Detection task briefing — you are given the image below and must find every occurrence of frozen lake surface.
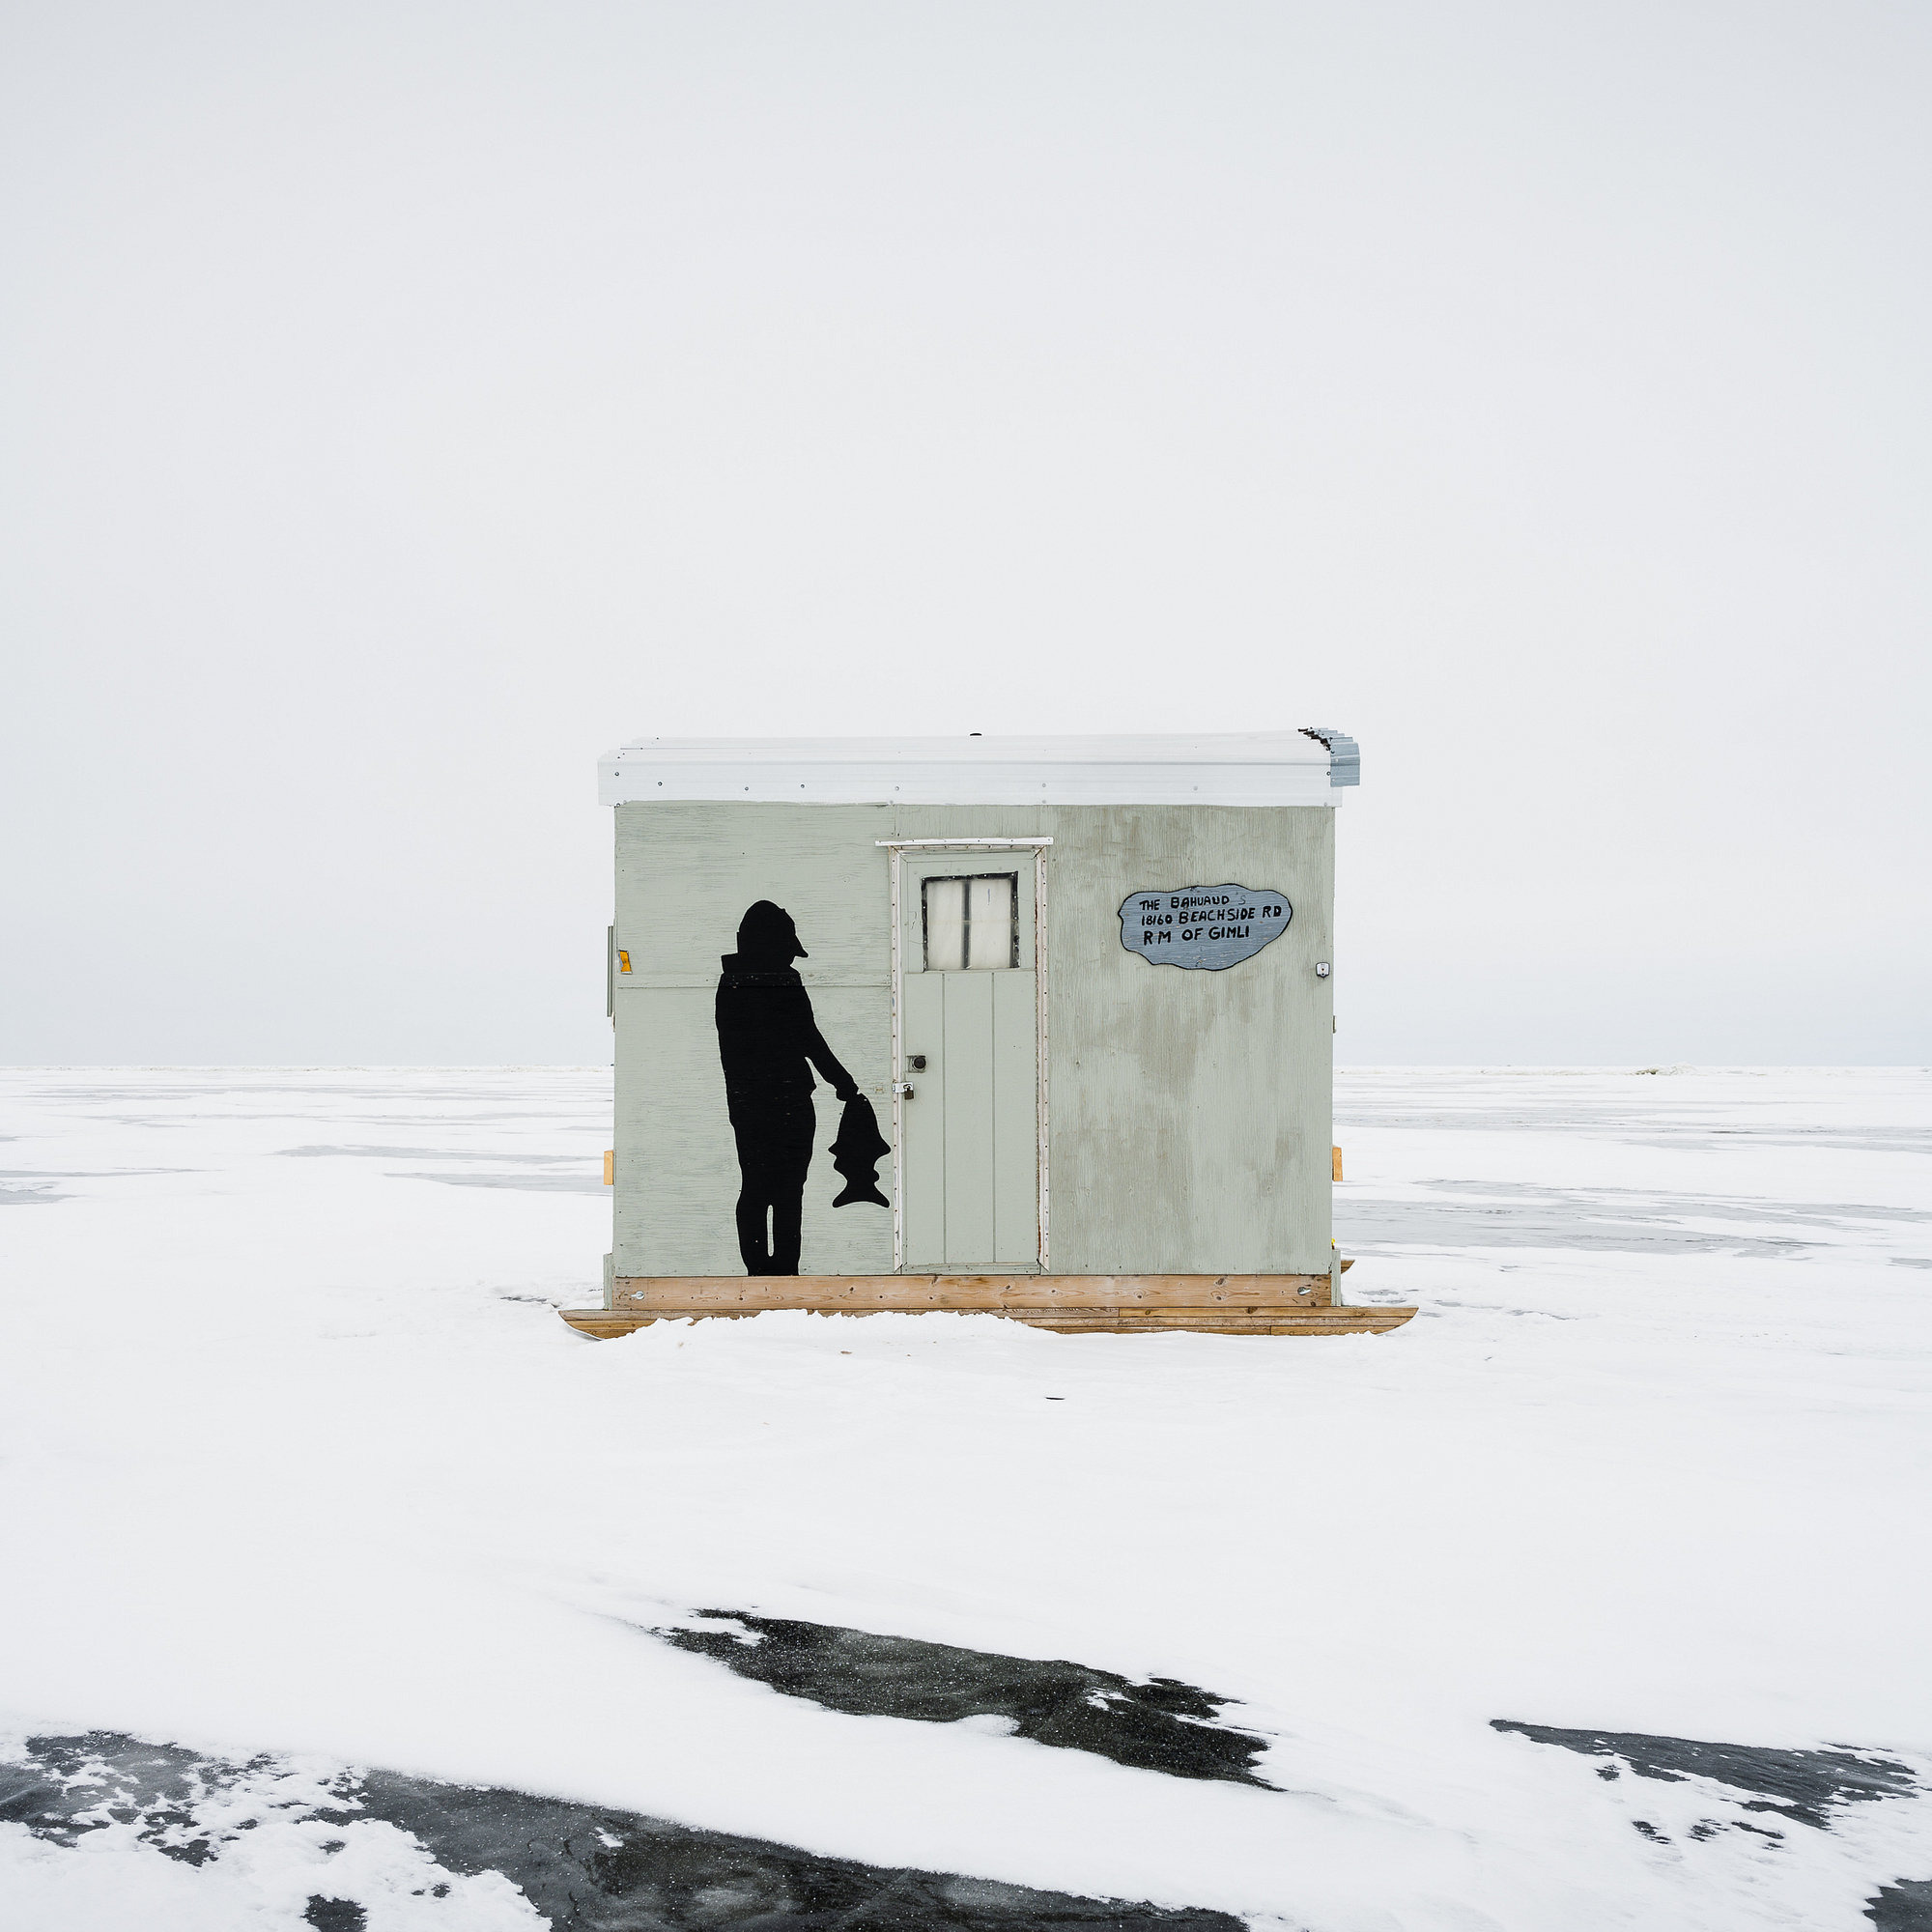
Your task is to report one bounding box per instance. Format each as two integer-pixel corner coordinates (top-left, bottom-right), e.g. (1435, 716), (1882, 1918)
(1, 1065), (1927, 1929)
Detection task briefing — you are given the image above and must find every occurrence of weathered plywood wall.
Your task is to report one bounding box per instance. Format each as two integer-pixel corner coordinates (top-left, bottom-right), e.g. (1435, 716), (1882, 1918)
(611, 798), (1334, 1280)
(612, 803), (895, 1278)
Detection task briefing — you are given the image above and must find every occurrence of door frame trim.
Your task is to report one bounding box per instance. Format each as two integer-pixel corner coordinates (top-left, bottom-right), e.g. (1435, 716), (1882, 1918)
(878, 838), (1052, 1272)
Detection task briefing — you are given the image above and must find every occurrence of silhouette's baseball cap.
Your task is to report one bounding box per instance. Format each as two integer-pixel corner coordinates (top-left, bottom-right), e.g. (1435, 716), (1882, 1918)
(736, 900), (807, 959)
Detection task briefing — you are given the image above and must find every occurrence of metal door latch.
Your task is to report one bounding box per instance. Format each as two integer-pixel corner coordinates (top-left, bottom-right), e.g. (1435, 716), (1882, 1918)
(895, 1082), (916, 1098)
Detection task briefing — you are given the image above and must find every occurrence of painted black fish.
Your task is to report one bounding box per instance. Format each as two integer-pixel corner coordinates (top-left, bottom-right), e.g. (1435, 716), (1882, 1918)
(828, 1094), (891, 1208)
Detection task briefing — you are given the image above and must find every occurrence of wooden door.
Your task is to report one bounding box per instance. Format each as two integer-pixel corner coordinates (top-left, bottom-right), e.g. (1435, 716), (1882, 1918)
(899, 857), (1039, 1268)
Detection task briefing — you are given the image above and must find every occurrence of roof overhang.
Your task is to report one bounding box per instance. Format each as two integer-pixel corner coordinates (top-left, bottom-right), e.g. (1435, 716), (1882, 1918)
(598, 731), (1357, 808)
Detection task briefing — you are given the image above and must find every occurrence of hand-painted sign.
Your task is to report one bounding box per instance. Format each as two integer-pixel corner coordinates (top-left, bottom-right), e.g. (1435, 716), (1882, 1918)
(1120, 885), (1292, 971)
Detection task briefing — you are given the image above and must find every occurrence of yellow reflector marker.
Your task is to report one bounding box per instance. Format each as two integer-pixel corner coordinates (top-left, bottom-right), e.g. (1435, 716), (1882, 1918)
(603, 1151), (614, 1185)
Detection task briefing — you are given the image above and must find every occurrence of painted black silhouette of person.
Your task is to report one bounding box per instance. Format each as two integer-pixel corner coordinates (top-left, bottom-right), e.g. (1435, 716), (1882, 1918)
(716, 901), (857, 1275)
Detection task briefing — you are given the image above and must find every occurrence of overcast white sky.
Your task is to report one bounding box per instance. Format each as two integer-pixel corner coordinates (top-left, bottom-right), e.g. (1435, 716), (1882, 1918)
(4, 1), (1926, 1064)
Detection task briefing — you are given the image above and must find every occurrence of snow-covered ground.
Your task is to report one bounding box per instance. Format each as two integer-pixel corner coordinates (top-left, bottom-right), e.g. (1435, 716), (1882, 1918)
(2, 1065), (1928, 1930)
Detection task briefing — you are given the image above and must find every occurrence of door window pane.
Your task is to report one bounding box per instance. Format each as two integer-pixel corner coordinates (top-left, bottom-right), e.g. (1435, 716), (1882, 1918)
(922, 873), (1018, 971)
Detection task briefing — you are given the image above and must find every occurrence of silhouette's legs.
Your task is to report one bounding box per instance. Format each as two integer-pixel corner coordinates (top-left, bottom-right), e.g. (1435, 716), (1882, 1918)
(728, 1102), (814, 1277)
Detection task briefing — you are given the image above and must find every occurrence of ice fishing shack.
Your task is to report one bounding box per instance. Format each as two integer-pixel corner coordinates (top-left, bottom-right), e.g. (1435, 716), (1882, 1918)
(560, 730), (1414, 1339)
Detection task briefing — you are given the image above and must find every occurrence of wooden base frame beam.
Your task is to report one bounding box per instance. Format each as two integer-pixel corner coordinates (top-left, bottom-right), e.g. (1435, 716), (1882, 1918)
(560, 1305), (1413, 1338)
(560, 1271), (1414, 1338)
(610, 1271), (1346, 1313)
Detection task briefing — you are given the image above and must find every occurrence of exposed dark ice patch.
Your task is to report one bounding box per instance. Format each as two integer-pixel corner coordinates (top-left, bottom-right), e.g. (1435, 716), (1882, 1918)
(274, 1143), (610, 1193)
(1330, 1088), (1932, 1160)
(278, 1145), (596, 1165)
(1492, 1719), (1918, 1830)
(0, 1166), (195, 1205)
(1335, 1179), (1930, 1258)
(304, 1899), (368, 1930)
(654, 1612), (1273, 1788)
(387, 1170), (611, 1195)
(0, 1167), (195, 1178)
(1334, 1198), (1807, 1257)
(356, 1763), (1246, 1929)
(7, 1732), (1246, 1930)
(1, 1734), (257, 1861)
(0, 1181), (69, 1206)
(1867, 1879), (1932, 1928)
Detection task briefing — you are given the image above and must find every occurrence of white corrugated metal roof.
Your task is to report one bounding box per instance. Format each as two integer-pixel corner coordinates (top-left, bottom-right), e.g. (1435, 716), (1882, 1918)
(598, 731), (1355, 808)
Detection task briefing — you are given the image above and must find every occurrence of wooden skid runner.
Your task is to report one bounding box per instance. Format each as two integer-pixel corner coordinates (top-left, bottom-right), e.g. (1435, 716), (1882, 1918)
(561, 1305), (1413, 1339)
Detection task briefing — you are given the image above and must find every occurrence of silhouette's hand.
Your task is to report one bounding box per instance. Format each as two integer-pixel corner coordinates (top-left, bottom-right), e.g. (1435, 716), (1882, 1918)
(835, 1083), (859, 1104)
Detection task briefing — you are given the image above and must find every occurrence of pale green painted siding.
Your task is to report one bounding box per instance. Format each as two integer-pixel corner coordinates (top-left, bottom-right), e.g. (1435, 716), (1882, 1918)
(612, 803), (895, 1280)
(1031, 803), (1334, 1275)
(611, 799), (1334, 1281)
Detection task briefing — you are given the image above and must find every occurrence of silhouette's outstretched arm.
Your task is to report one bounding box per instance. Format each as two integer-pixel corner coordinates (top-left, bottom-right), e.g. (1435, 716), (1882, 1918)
(803, 1017), (857, 1102)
